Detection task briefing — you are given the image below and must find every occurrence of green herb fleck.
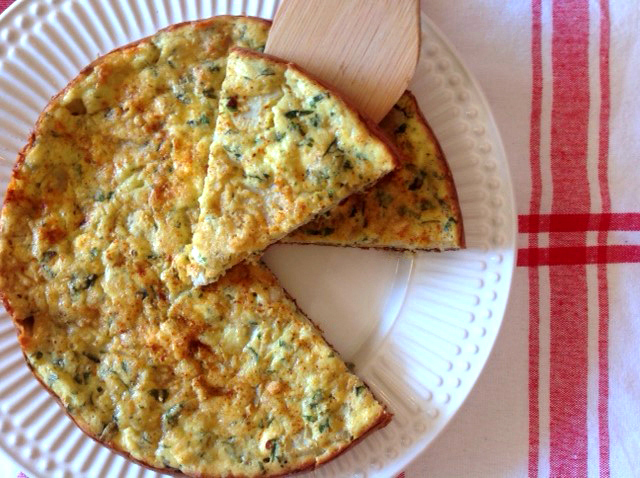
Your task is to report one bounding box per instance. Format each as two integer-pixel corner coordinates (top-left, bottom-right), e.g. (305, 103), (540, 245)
(74, 371), (91, 385)
(69, 273), (99, 294)
(267, 439), (277, 463)
(304, 414), (317, 422)
(408, 175), (424, 191)
(47, 372), (58, 385)
(163, 403), (183, 427)
(100, 421), (118, 440)
(247, 346), (259, 362)
(323, 138), (339, 157)
(444, 216), (458, 232)
(310, 93), (325, 107)
(318, 418), (330, 433)
(202, 88), (215, 98)
(312, 390), (323, 403)
(355, 385), (365, 396)
(299, 137), (315, 147)
(285, 110), (314, 118)
(420, 199), (434, 211)
(94, 190), (113, 201)
(175, 92), (190, 104)
(187, 114), (210, 126)
(375, 190), (394, 208)
(275, 131), (285, 141)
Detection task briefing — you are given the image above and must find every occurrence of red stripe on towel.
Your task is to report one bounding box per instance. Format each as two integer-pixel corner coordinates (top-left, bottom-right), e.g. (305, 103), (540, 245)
(518, 245), (640, 267)
(597, 0), (611, 475)
(519, 213), (640, 232)
(0, 1), (13, 14)
(527, 0), (543, 476)
(548, 1), (591, 476)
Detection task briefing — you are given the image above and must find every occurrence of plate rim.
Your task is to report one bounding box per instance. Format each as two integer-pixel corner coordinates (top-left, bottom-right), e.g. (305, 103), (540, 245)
(0, 1), (517, 476)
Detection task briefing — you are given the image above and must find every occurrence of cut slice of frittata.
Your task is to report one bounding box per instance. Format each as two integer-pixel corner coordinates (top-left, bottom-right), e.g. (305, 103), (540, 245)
(186, 48), (399, 286)
(161, 262), (391, 476)
(284, 91), (464, 250)
(12, 260), (390, 477)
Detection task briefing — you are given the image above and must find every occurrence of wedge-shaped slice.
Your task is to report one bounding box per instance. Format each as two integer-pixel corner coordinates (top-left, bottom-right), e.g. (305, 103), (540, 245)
(284, 91), (464, 250)
(13, 261), (390, 477)
(187, 48), (398, 285)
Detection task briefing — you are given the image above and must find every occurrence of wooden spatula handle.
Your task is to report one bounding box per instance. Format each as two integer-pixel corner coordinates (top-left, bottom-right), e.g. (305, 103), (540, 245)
(266, 0), (420, 123)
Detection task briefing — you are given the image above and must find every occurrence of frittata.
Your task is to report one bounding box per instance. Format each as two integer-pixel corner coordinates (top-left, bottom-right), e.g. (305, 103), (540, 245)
(0, 16), (391, 478)
(284, 91), (464, 250)
(186, 48), (398, 286)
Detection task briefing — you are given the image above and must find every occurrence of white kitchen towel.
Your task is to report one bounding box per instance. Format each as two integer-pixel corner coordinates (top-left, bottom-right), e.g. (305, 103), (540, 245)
(404, 1), (639, 477)
(1, 1), (638, 477)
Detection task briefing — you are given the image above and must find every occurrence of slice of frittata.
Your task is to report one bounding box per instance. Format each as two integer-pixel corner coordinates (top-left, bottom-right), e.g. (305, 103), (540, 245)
(284, 91), (464, 250)
(12, 260), (390, 477)
(186, 48), (398, 286)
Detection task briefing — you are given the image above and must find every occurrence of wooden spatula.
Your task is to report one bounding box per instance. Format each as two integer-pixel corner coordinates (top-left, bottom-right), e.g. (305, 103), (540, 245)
(265, 0), (420, 123)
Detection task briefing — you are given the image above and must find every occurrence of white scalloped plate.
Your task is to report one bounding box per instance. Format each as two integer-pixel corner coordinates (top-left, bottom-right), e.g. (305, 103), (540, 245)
(0, 1), (516, 477)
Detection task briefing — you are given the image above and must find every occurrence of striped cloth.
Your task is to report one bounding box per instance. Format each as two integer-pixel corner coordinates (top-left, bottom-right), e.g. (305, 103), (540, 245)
(403, 0), (638, 477)
(1, 1), (638, 477)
